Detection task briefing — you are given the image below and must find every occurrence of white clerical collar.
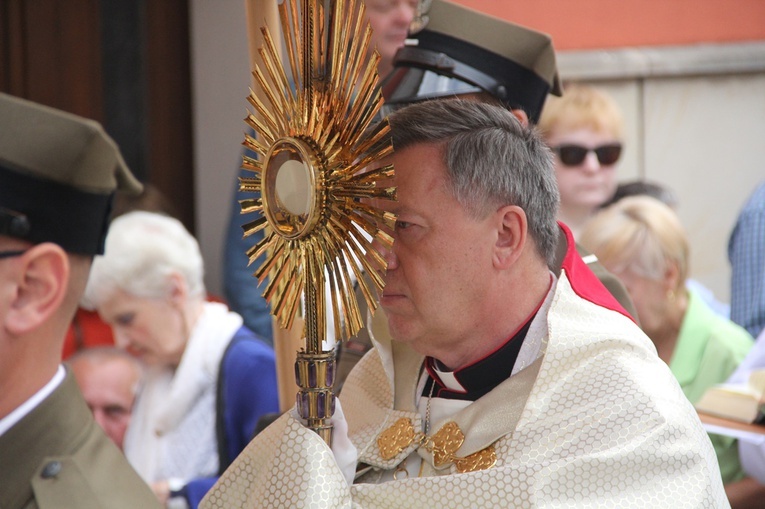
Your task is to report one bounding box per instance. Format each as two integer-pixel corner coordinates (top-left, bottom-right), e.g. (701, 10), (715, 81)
(431, 363), (467, 392)
(0, 365), (66, 437)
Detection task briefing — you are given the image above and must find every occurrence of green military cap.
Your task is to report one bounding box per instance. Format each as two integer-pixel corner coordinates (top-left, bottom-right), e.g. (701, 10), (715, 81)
(0, 93), (142, 255)
(382, 0), (562, 123)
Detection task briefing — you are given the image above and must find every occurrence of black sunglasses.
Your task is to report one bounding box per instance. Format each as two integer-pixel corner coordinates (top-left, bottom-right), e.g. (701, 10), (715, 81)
(553, 143), (623, 167)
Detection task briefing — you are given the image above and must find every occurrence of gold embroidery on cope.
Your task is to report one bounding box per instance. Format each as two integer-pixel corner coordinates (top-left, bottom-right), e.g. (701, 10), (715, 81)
(427, 421), (464, 466)
(377, 419), (497, 473)
(454, 447), (498, 473)
(377, 417), (417, 460)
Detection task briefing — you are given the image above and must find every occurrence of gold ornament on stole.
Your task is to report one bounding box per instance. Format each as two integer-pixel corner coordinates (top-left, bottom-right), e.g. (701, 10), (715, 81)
(378, 417), (417, 460)
(377, 418), (497, 473)
(240, 0), (396, 445)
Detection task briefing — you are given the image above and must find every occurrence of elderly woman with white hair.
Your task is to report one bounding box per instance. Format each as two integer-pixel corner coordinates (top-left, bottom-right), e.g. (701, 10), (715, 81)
(579, 195), (754, 498)
(84, 211), (279, 508)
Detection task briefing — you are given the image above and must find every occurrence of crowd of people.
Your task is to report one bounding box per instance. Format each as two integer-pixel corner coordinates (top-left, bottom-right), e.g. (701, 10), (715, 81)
(2, 0), (765, 508)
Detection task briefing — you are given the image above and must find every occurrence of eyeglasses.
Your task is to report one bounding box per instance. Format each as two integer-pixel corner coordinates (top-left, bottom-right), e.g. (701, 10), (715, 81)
(553, 143), (623, 167)
(0, 250), (26, 259)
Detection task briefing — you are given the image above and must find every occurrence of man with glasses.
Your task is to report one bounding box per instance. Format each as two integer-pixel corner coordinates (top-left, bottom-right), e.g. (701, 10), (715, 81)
(377, 0), (636, 322)
(0, 93), (161, 509)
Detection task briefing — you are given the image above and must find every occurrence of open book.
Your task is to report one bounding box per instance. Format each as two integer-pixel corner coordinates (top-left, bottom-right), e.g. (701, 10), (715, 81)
(695, 369), (765, 424)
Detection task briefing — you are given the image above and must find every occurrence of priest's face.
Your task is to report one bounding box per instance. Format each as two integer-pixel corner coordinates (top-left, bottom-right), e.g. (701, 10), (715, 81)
(379, 142), (496, 369)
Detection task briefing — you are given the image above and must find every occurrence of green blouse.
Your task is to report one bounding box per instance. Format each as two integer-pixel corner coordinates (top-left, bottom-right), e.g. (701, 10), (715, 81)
(669, 290), (754, 484)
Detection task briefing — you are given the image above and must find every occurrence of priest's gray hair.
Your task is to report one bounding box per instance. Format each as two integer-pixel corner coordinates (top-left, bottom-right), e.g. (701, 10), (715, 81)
(83, 210), (206, 306)
(389, 99), (560, 267)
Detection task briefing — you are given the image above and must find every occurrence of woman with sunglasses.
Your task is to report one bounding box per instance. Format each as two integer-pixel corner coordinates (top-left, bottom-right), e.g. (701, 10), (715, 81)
(538, 84), (624, 238)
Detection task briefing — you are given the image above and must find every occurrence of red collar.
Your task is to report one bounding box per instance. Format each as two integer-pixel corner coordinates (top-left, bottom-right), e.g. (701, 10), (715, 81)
(557, 221), (635, 323)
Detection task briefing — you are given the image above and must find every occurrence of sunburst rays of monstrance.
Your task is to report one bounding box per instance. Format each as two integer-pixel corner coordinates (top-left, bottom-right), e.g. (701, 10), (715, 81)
(239, 0), (395, 445)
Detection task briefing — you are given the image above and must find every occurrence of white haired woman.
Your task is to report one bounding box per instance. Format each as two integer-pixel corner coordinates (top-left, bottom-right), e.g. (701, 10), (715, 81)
(84, 211), (279, 508)
(579, 195), (754, 498)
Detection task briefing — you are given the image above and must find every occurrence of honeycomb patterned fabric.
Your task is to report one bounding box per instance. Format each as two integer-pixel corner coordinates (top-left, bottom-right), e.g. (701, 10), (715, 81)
(202, 272), (729, 508)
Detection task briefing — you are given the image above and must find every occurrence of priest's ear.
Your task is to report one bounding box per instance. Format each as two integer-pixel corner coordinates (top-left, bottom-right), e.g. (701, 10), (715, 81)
(4, 243), (70, 336)
(493, 205), (527, 269)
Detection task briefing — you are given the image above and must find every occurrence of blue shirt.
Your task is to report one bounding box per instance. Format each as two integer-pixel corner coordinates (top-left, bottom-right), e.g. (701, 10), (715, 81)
(729, 181), (765, 339)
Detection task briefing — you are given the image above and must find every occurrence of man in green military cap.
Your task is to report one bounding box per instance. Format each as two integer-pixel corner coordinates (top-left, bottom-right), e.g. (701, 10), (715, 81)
(381, 0), (561, 125)
(379, 0), (636, 319)
(0, 93), (161, 509)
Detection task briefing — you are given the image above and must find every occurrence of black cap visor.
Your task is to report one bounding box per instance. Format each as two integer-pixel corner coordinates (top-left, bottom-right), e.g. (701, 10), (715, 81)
(381, 31), (552, 122)
(0, 164), (112, 255)
(381, 65), (484, 116)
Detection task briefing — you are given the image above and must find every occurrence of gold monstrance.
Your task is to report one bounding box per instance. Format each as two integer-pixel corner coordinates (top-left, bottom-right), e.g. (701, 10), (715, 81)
(239, 0), (395, 445)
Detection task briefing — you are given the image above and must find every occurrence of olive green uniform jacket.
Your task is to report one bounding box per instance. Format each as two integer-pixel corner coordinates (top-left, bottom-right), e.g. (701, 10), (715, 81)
(0, 370), (162, 509)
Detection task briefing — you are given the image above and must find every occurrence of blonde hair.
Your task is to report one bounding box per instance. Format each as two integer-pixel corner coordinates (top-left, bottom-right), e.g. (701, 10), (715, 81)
(579, 196), (688, 289)
(538, 83), (624, 140)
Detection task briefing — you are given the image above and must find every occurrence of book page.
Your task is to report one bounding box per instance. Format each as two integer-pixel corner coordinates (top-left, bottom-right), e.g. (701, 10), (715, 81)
(749, 369), (765, 396)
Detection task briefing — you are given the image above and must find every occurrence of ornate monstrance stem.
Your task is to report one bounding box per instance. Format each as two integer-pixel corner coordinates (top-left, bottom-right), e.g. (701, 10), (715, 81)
(241, 0), (396, 446)
(296, 260), (334, 444)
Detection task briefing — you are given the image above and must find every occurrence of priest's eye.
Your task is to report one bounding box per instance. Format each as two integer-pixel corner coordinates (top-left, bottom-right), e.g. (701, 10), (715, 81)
(395, 220), (412, 231)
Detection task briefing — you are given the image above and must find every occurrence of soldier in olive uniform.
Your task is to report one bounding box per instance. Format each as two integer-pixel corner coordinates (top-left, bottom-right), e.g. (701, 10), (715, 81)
(0, 93), (162, 509)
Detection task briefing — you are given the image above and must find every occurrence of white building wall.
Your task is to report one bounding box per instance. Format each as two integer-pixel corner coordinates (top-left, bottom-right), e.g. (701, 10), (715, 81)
(643, 72), (765, 300)
(189, 0), (252, 297)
